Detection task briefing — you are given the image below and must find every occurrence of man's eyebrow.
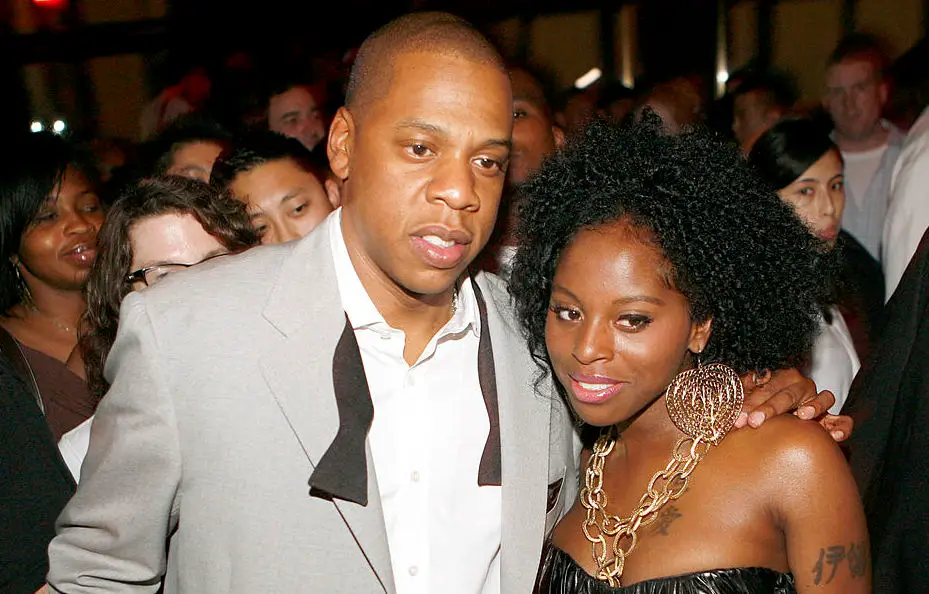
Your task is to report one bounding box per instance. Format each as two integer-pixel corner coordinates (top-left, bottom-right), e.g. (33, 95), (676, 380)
(395, 119), (445, 136)
(395, 119), (511, 149)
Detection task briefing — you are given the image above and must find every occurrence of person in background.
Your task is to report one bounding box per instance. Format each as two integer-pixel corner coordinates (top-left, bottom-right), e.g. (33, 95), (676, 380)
(596, 80), (636, 125)
(262, 73), (328, 152)
(750, 118), (880, 409)
(59, 176), (259, 482)
(478, 65), (564, 278)
(823, 34), (904, 262)
(141, 115), (233, 183)
(0, 132), (103, 440)
(514, 119), (868, 594)
(140, 64), (212, 140)
(0, 133), (103, 594)
(843, 225), (929, 594)
(637, 75), (705, 134)
(731, 69), (797, 153)
(881, 104), (929, 299)
(211, 131), (335, 244)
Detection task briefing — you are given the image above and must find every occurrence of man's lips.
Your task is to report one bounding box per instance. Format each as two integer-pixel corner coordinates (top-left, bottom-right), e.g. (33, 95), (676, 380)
(568, 374), (625, 405)
(409, 225), (473, 270)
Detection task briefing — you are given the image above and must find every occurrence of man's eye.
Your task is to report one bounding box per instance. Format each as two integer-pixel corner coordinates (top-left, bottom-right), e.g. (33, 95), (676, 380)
(409, 144), (431, 157)
(475, 157), (503, 172)
(513, 110), (527, 120)
(292, 203), (308, 215)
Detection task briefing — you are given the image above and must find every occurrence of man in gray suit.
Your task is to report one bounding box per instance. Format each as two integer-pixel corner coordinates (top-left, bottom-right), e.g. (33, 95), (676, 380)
(47, 12), (837, 594)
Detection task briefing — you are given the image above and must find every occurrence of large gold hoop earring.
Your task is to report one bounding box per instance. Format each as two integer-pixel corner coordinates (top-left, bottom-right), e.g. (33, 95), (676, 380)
(665, 359), (744, 445)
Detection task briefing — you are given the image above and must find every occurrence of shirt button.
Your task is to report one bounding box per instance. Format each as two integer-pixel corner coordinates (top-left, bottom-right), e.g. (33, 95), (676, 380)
(408, 566), (419, 576)
(411, 470), (420, 482)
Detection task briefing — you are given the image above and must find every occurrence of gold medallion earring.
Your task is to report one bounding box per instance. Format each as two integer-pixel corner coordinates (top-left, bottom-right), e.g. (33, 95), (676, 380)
(665, 353), (744, 446)
(579, 350), (745, 587)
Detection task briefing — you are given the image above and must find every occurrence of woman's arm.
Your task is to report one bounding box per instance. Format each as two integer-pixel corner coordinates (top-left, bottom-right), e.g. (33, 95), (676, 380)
(769, 417), (870, 593)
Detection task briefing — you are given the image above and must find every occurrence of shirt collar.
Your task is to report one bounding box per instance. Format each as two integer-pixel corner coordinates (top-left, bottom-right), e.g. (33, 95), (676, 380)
(329, 208), (481, 339)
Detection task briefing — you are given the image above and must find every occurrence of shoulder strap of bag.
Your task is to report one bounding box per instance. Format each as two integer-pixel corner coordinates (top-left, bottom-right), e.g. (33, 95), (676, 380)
(0, 325), (45, 416)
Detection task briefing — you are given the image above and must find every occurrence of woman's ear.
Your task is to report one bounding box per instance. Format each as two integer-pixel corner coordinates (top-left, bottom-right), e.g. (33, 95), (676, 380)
(688, 317), (713, 354)
(327, 107), (354, 182)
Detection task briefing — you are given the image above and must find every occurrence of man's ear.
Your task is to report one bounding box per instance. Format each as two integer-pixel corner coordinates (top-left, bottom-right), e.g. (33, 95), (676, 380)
(878, 80), (889, 107)
(327, 106), (354, 182)
(553, 124), (566, 149)
(689, 318), (713, 355)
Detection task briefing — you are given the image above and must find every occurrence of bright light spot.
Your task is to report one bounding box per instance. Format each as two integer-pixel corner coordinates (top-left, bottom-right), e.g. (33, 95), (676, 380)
(716, 70), (729, 84)
(30, 121), (44, 133)
(575, 68), (602, 90)
(52, 120), (66, 134)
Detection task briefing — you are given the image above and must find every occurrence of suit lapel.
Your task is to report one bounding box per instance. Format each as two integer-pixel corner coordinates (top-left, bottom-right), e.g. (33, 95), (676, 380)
(476, 275), (552, 592)
(259, 223), (395, 593)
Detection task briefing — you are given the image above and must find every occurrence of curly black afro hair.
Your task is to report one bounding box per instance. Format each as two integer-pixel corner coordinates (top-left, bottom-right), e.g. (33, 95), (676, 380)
(509, 117), (831, 386)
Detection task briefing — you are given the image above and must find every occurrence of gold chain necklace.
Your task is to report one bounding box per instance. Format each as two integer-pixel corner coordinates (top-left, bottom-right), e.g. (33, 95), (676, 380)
(24, 302), (77, 336)
(579, 362), (744, 587)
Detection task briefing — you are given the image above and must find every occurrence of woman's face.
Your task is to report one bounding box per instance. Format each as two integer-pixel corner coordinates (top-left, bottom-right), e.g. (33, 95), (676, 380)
(545, 220), (711, 428)
(128, 212), (227, 291)
(778, 149), (845, 247)
(16, 166), (104, 294)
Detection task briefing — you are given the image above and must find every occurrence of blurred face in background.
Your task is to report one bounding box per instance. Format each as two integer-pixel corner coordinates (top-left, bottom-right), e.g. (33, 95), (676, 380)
(508, 68), (563, 187)
(777, 149), (845, 248)
(732, 91), (782, 153)
(823, 58), (887, 142)
(268, 85), (327, 151)
(16, 167), (104, 293)
(166, 141), (225, 182)
(229, 158), (333, 245)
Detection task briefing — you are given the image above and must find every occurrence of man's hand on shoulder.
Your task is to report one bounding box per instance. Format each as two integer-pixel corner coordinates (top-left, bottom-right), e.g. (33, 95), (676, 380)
(736, 367), (852, 441)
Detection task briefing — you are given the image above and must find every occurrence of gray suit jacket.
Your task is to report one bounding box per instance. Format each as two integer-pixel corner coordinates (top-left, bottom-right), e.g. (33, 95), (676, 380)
(48, 223), (578, 593)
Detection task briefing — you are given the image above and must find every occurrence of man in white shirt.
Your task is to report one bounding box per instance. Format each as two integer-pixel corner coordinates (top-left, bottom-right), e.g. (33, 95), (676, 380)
(882, 106), (929, 299)
(46, 12), (841, 594)
(823, 35), (904, 262)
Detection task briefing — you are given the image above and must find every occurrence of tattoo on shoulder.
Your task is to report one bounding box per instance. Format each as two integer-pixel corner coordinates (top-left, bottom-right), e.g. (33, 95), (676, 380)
(812, 541), (868, 585)
(651, 505), (682, 536)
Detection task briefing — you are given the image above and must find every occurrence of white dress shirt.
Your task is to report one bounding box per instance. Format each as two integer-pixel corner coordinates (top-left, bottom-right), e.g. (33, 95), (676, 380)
(838, 121), (904, 262)
(328, 210), (502, 594)
(807, 307), (860, 415)
(884, 107), (929, 300)
(59, 416), (93, 483)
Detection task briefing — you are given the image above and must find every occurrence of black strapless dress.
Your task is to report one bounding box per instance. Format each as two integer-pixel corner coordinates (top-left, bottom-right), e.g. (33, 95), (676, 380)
(537, 546), (797, 594)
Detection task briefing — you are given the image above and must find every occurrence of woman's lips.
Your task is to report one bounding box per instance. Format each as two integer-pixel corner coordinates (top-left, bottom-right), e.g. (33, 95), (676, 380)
(568, 375), (625, 405)
(61, 244), (96, 268)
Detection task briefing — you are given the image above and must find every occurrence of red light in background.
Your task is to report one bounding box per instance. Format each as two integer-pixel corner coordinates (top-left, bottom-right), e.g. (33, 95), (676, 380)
(32, 0), (68, 8)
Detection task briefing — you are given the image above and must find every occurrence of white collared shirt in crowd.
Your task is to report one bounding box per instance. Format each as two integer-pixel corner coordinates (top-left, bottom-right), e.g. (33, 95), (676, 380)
(807, 306), (860, 415)
(328, 209), (502, 594)
(884, 107), (929, 300)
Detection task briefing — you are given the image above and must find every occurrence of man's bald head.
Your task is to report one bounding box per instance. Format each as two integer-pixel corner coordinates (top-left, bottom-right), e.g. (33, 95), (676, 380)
(345, 12), (506, 114)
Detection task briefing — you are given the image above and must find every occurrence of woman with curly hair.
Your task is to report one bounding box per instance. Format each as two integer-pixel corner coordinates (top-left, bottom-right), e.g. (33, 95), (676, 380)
(511, 120), (868, 593)
(58, 176), (259, 481)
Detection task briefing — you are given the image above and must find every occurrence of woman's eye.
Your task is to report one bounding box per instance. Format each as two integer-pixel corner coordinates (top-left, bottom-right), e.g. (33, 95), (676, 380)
(832, 180), (845, 192)
(292, 202), (308, 215)
(617, 314), (652, 331)
(550, 305), (581, 322)
(798, 187), (815, 197)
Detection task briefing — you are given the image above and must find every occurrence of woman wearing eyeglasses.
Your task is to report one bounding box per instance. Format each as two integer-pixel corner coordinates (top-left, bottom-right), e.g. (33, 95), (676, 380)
(58, 175), (259, 481)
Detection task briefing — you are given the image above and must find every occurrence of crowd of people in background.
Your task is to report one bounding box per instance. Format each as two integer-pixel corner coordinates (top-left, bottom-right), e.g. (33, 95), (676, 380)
(3, 9), (929, 593)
